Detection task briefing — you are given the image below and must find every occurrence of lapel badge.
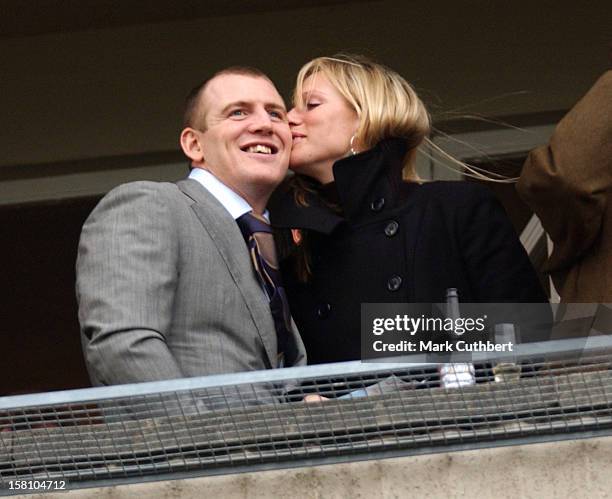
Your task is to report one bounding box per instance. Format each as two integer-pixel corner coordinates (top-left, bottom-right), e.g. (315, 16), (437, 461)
(291, 229), (303, 246)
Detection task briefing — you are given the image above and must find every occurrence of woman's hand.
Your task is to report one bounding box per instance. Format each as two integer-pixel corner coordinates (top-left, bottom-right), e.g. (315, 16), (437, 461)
(303, 394), (330, 402)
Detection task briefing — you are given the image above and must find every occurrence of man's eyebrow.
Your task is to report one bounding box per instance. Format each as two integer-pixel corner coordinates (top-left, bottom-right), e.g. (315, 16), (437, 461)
(219, 100), (251, 114)
(266, 103), (287, 113)
(219, 100), (287, 115)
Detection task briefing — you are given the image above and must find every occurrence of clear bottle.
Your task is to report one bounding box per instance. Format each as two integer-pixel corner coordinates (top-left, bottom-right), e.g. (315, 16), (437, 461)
(439, 363), (476, 388)
(438, 288), (476, 388)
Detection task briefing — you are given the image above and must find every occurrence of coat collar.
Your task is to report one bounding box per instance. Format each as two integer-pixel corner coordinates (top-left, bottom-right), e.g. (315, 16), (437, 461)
(270, 138), (408, 232)
(333, 137), (408, 220)
(269, 180), (344, 233)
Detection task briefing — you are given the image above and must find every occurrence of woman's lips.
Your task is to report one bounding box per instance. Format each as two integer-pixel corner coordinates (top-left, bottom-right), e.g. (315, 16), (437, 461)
(292, 133), (306, 144)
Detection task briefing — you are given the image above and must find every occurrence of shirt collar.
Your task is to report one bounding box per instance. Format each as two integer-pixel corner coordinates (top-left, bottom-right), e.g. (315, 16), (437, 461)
(188, 168), (269, 221)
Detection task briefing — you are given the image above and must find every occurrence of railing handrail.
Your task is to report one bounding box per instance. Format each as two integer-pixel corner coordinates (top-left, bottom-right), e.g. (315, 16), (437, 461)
(1, 334), (610, 410)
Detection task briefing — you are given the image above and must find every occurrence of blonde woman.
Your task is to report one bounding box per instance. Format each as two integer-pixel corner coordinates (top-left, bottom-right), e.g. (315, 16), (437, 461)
(269, 54), (547, 364)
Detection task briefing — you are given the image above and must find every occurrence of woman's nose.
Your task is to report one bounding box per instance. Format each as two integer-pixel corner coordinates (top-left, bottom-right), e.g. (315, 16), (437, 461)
(287, 108), (302, 126)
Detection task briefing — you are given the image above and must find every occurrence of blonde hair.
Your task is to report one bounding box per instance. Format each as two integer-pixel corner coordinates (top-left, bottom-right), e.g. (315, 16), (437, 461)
(294, 54), (430, 181)
(286, 54), (516, 282)
(293, 54), (518, 184)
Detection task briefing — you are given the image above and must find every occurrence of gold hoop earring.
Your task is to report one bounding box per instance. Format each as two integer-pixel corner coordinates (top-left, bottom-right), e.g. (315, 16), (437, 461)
(350, 135), (358, 156)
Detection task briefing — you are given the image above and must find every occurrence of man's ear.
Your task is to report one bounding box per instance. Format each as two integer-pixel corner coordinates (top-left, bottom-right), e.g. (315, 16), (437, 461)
(180, 127), (205, 164)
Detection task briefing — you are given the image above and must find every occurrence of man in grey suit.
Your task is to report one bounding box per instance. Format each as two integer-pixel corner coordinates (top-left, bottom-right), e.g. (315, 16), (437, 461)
(76, 67), (306, 389)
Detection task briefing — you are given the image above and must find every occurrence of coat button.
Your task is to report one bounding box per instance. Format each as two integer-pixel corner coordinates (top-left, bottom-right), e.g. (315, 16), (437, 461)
(387, 275), (403, 291)
(316, 303), (332, 319)
(370, 197), (385, 212)
(384, 220), (399, 237)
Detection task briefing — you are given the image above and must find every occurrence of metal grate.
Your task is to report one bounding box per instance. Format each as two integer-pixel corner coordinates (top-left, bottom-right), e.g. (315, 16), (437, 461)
(2, 336), (612, 492)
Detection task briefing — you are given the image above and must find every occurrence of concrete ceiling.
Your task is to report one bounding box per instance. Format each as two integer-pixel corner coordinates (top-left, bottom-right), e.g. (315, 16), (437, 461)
(0, 0), (361, 38)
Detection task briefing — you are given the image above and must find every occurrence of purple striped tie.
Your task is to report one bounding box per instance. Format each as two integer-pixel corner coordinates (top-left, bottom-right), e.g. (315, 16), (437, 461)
(237, 211), (296, 367)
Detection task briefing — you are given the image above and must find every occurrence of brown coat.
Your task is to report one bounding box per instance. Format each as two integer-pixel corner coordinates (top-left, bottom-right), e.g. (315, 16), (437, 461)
(517, 71), (612, 302)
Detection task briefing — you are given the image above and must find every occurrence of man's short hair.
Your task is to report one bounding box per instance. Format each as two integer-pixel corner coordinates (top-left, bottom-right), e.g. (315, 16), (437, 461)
(182, 66), (273, 130)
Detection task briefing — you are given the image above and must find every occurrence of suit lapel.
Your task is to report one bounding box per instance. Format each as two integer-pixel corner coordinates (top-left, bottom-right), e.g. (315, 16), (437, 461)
(177, 179), (277, 368)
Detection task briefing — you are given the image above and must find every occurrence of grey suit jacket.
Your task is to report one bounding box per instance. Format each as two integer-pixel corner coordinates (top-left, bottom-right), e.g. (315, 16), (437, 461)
(76, 179), (306, 388)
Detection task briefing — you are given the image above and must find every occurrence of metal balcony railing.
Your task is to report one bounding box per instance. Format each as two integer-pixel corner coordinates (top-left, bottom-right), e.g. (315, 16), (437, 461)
(2, 335), (612, 494)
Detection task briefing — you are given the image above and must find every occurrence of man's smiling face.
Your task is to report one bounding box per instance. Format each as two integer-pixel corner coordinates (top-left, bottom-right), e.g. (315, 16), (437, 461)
(190, 73), (291, 204)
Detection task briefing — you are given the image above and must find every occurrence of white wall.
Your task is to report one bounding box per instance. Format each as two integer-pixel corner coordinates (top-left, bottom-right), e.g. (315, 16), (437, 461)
(43, 436), (612, 499)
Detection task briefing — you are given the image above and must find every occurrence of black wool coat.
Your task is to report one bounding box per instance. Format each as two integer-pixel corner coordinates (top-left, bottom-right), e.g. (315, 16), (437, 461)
(270, 139), (548, 365)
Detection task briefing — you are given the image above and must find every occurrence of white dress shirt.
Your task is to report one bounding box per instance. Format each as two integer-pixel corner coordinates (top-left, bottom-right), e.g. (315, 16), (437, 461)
(188, 168), (269, 221)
